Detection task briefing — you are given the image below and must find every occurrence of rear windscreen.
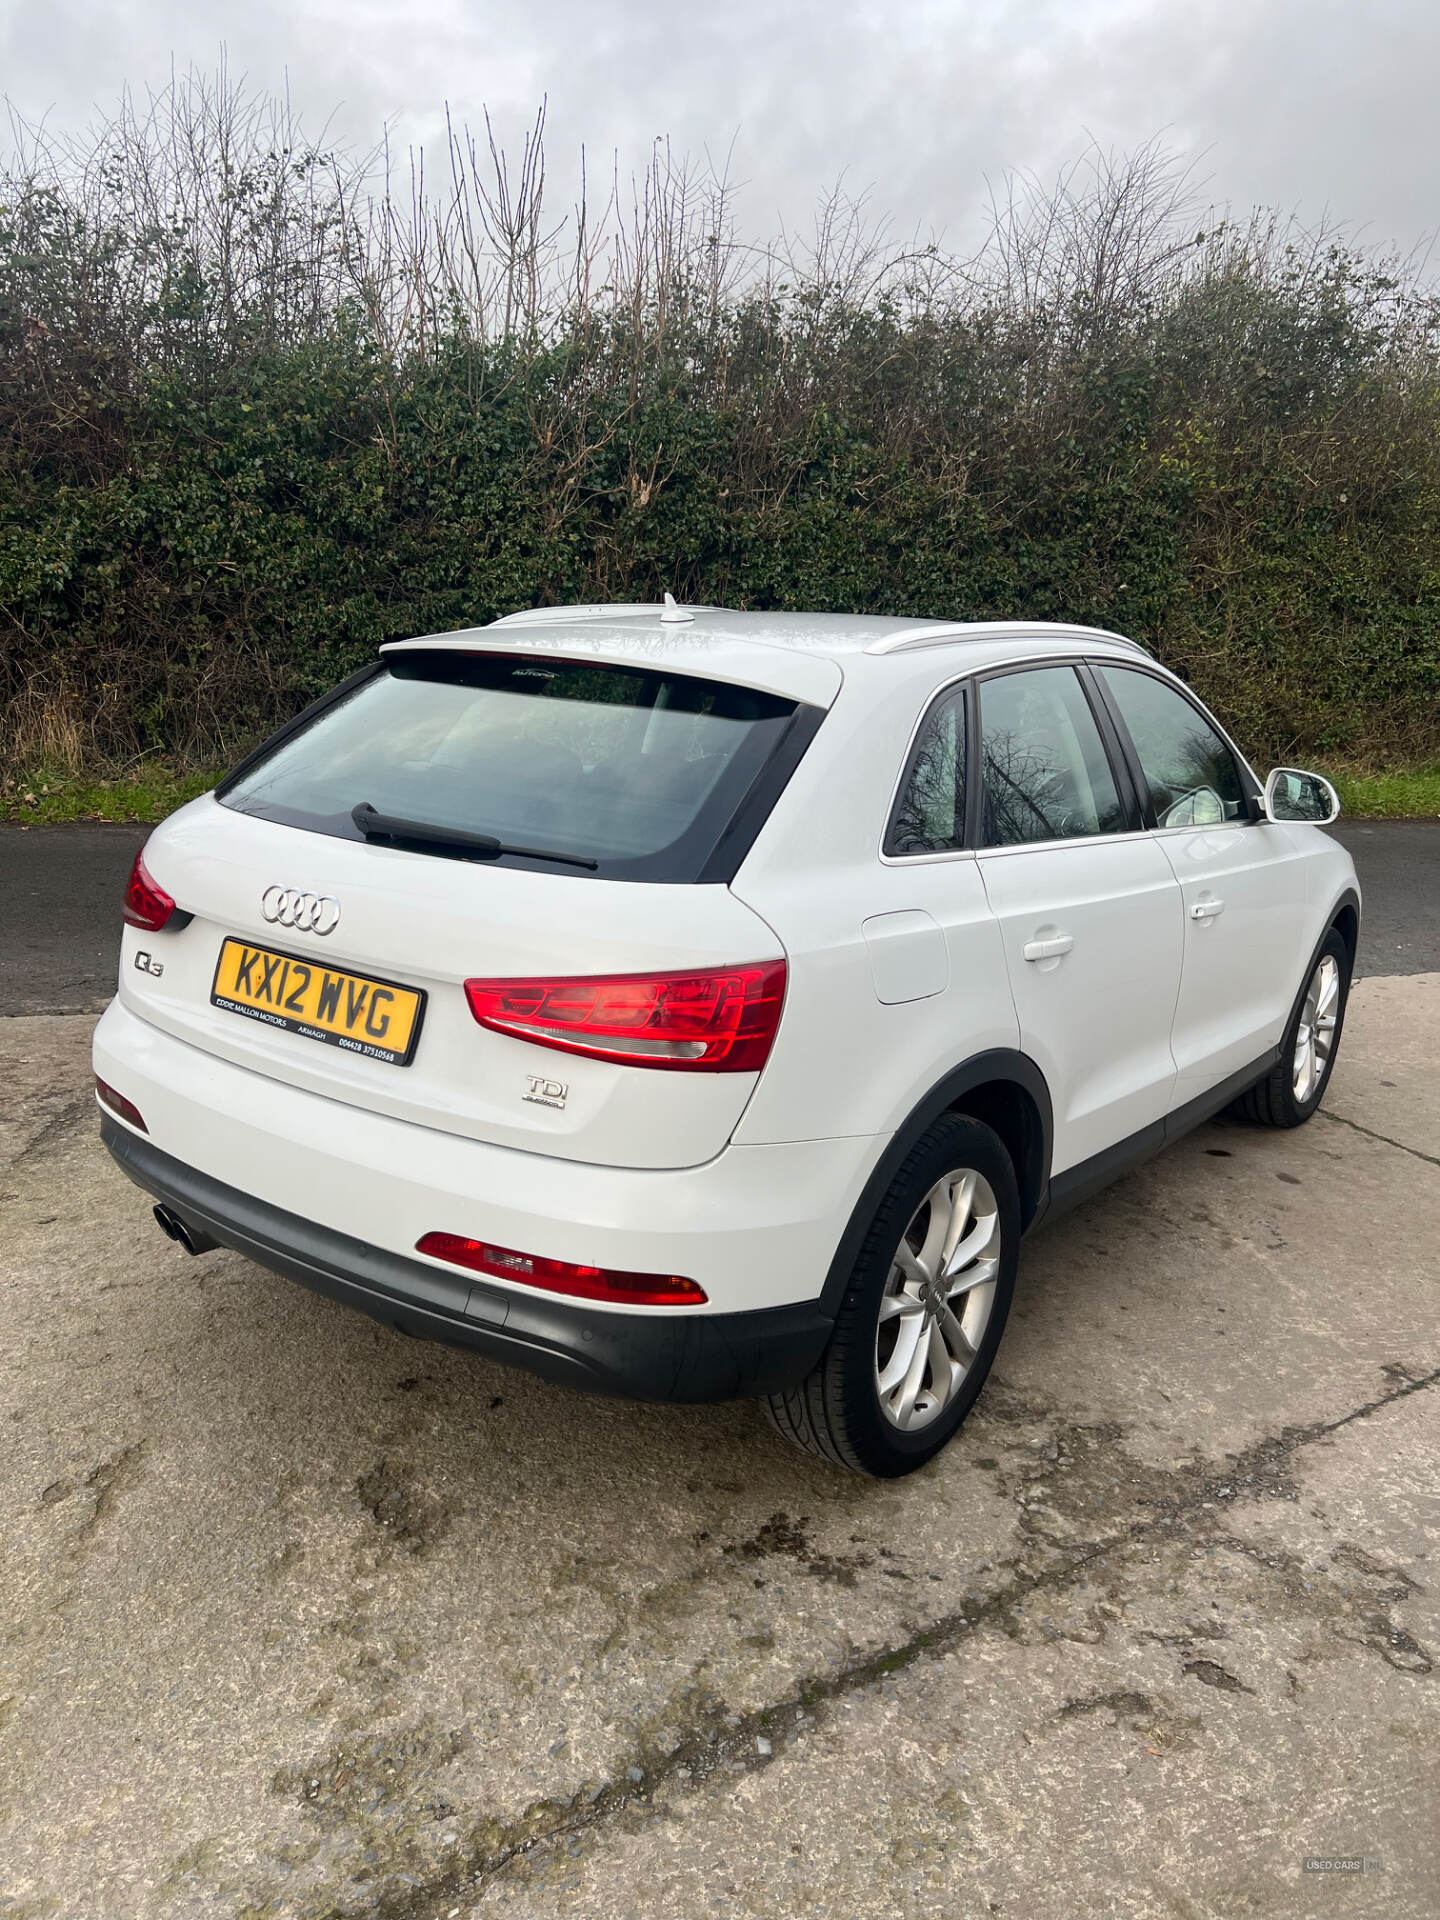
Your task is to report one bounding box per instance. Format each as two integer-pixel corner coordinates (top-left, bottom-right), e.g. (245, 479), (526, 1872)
(218, 652), (804, 881)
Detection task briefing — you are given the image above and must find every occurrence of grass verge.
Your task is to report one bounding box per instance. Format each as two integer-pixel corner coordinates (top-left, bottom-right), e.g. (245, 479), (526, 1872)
(1330, 768), (1440, 819)
(0, 765), (222, 825)
(3, 760), (1439, 826)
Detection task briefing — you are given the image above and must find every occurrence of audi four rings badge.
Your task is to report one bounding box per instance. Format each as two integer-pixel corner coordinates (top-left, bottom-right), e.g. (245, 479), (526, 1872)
(260, 887), (341, 935)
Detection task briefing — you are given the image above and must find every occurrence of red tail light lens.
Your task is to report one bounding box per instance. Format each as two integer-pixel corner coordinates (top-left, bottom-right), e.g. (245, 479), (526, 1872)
(415, 1232), (707, 1306)
(95, 1076), (148, 1132)
(463, 961), (786, 1072)
(123, 851), (176, 931)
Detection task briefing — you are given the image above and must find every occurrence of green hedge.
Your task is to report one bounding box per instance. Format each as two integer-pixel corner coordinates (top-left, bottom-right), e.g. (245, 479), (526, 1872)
(4, 201), (1439, 776)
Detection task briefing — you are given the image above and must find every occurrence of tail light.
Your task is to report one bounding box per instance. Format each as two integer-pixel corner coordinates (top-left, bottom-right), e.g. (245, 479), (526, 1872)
(462, 961), (786, 1072)
(123, 851), (176, 931)
(95, 1076), (148, 1132)
(415, 1232), (707, 1306)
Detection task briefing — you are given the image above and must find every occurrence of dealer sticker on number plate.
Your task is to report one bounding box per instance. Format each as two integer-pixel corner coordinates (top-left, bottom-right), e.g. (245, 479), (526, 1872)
(210, 937), (425, 1066)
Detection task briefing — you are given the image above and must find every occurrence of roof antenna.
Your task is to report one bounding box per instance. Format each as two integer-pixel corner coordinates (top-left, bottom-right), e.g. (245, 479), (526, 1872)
(660, 591), (693, 626)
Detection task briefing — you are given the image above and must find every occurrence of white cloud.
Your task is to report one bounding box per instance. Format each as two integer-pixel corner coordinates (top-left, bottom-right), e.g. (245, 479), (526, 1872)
(2, 0), (1433, 258)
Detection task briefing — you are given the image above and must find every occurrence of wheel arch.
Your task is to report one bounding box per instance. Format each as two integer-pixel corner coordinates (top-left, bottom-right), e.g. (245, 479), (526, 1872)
(1328, 887), (1361, 969)
(817, 1050), (1053, 1317)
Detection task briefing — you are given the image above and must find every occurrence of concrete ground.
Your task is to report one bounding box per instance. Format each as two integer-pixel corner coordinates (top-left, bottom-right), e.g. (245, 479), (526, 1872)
(1, 973), (1436, 1918)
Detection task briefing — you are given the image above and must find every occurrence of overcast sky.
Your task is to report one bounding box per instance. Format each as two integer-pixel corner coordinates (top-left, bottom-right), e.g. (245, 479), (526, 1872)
(3, 0), (1435, 261)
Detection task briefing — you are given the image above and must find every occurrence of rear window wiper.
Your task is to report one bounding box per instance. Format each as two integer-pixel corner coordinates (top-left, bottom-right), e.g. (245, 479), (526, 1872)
(351, 802), (599, 870)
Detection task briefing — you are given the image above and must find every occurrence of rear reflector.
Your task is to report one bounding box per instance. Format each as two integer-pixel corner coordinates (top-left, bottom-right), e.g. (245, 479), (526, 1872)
(95, 1076), (148, 1132)
(415, 1232), (707, 1306)
(123, 850), (176, 931)
(462, 961), (786, 1072)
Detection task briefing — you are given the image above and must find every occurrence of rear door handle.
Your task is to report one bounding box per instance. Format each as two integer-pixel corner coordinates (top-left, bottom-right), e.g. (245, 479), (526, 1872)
(1190, 898), (1225, 921)
(1022, 933), (1074, 962)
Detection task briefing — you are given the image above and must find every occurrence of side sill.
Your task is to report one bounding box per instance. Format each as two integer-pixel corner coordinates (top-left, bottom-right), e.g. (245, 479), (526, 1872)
(1034, 1048), (1281, 1227)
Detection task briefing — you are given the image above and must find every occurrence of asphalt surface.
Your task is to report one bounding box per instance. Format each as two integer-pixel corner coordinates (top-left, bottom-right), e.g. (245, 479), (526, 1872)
(0, 820), (148, 1016)
(3, 975), (1437, 1916)
(0, 817), (1436, 1017)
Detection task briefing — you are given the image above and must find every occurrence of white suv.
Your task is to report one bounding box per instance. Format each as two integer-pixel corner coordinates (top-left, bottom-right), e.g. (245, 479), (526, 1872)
(94, 605), (1359, 1476)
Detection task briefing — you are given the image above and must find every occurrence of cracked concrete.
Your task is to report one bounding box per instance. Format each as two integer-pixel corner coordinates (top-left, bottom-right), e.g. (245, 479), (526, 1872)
(1, 976), (1436, 1919)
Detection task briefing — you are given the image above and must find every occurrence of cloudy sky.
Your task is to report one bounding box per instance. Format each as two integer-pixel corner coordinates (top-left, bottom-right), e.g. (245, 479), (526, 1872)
(3, 0), (1435, 259)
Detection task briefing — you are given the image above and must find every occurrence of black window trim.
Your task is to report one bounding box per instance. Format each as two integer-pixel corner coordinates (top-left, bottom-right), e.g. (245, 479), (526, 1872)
(881, 679), (973, 862)
(1087, 658), (1263, 831)
(883, 648), (1263, 864)
(216, 652), (826, 886)
(1076, 661), (1147, 832)
(695, 699), (829, 881)
(971, 656), (1145, 851)
(215, 660), (388, 801)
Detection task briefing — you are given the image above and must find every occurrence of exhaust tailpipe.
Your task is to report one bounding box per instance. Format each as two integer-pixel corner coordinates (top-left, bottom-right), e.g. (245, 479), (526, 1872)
(153, 1204), (218, 1257)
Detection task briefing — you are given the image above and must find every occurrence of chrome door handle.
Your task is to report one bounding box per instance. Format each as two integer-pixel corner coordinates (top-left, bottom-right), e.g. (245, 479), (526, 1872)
(1190, 898), (1225, 921)
(1022, 933), (1074, 962)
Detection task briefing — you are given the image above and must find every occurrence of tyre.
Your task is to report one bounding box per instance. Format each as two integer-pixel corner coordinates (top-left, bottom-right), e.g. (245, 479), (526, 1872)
(1230, 928), (1350, 1128)
(764, 1113), (1020, 1477)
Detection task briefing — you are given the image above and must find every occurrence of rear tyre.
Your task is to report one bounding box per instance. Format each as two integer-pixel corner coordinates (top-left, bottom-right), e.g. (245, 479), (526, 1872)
(1229, 928), (1350, 1129)
(763, 1114), (1020, 1477)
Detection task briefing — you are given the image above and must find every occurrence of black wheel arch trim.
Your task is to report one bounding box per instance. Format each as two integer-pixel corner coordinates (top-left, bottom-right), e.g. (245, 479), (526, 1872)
(1288, 893), (1360, 1046)
(1326, 886), (1362, 959)
(816, 1048), (1054, 1317)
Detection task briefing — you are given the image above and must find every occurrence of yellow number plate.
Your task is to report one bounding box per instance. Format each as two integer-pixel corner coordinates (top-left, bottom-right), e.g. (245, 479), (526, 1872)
(210, 938), (425, 1067)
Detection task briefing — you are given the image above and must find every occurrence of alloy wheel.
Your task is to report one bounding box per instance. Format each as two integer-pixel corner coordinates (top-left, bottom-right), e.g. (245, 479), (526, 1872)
(874, 1168), (1002, 1431)
(1292, 953), (1340, 1104)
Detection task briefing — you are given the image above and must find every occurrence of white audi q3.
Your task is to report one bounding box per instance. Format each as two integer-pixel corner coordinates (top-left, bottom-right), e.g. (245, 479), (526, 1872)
(94, 602), (1359, 1476)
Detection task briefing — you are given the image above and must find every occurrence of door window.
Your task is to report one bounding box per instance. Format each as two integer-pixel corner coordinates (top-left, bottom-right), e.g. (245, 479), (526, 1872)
(979, 667), (1127, 846)
(886, 685), (966, 855)
(1098, 667), (1247, 828)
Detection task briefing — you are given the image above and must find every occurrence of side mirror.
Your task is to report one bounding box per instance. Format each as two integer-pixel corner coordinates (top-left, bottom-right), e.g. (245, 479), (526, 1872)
(1262, 767), (1340, 825)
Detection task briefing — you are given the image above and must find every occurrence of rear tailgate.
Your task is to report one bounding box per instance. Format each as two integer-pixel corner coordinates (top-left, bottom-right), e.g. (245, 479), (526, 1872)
(120, 797), (786, 1171)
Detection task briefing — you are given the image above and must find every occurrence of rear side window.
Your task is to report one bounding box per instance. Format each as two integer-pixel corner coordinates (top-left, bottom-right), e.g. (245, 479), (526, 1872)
(219, 652), (806, 882)
(1098, 667), (1246, 827)
(979, 666), (1127, 846)
(887, 685), (967, 855)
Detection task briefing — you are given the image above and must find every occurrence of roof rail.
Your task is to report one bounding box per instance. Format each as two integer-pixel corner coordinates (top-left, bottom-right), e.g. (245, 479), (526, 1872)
(488, 602), (720, 629)
(865, 620), (1147, 657)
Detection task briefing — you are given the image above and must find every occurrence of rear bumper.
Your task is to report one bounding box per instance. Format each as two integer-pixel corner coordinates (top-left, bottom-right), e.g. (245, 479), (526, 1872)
(94, 999), (878, 1312)
(103, 1118), (834, 1401)
(92, 996), (869, 1399)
